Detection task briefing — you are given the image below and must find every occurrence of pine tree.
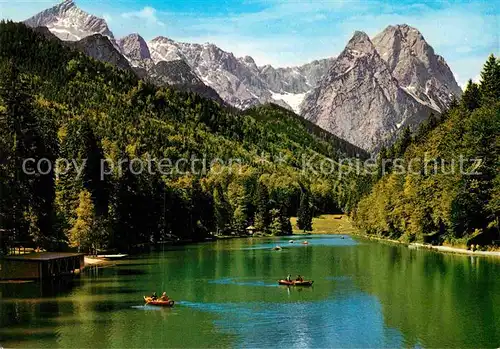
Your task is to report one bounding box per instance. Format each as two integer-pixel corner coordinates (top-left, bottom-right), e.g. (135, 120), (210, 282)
(377, 146), (388, 179)
(461, 79), (481, 111)
(0, 60), (56, 248)
(279, 208), (292, 235)
(297, 191), (313, 232)
(479, 54), (500, 102)
(68, 190), (95, 252)
(254, 182), (270, 233)
(268, 209), (283, 235)
(232, 204), (247, 235)
(395, 126), (412, 157)
(213, 185), (231, 235)
(80, 121), (109, 218)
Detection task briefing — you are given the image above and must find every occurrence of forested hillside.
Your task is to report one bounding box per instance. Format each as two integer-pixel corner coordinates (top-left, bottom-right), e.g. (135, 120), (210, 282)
(354, 55), (500, 246)
(0, 22), (366, 253)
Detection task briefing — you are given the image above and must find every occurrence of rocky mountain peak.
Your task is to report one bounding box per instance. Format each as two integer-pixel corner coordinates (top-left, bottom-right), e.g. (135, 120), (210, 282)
(372, 24), (461, 112)
(151, 36), (173, 44)
(300, 24), (460, 152)
(67, 34), (131, 71)
(117, 33), (151, 61)
(242, 55), (256, 64)
(342, 31), (378, 60)
(22, 1), (463, 151)
(24, 0), (113, 41)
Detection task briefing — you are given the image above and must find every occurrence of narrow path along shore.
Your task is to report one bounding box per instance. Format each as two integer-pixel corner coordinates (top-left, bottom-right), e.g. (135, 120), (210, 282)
(357, 235), (500, 258)
(411, 243), (500, 257)
(295, 215), (500, 259)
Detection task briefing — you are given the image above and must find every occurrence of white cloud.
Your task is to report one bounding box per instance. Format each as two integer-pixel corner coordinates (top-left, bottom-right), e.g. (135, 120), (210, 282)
(103, 14), (112, 23)
(122, 7), (165, 27)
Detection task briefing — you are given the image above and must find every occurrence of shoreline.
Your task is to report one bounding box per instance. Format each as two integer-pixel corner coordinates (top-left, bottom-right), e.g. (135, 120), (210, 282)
(356, 234), (500, 258)
(411, 242), (500, 257)
(84, 256), (112, 267)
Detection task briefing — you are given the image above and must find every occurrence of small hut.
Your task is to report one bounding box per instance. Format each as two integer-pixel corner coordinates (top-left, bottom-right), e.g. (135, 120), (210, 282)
(0, 252), (84, 280)
(246, 226), (256, 236)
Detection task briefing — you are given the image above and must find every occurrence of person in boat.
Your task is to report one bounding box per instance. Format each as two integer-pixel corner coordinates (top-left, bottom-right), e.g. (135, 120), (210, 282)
(296, 275), (304, 282)
(286, 274), (292, 282)
(151, 292), (158, 300)
(159, 292), (169, 301)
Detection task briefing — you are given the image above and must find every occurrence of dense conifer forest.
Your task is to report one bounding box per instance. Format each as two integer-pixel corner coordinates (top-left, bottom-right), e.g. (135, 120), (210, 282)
(0, 22), (368, 253)
(1, 21), (497, 253)
(354, 54), (500, 246)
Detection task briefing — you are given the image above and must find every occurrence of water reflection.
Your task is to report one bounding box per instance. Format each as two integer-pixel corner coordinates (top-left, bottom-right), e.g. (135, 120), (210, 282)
(1, 236), (499, 348)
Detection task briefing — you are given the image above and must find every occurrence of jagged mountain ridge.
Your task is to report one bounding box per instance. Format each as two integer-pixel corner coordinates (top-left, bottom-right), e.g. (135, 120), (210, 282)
(24, 0), (113, 41)
(147, 60), (225, 104)
(68, 34), (132, 71)
(372, 24), (462, 112)
(32, 26), (132, 71)
(149, 37), (332, 111)
(24, 3), (224, 103)
(301, 28), (461, 151)
(22, 1), (462, 152)
(23, 0), (332, 112)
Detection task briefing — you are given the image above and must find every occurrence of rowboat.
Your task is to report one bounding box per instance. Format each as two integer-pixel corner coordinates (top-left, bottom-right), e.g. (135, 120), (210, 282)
(143, 296), (175, 307)
(278, 280), (314, 286)
(97, 254), (128, 260)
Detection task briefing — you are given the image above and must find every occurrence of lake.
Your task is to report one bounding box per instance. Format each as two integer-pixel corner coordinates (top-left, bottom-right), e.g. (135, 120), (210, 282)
(1, 235), (499, 348)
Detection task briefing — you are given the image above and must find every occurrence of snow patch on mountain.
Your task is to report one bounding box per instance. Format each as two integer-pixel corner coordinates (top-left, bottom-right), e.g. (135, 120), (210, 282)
(24, 0), (114, 41)
(270, 91), (307, 114)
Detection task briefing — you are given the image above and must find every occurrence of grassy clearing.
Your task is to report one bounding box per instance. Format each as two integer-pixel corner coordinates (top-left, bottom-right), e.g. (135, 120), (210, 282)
(290, 214), (359, 235)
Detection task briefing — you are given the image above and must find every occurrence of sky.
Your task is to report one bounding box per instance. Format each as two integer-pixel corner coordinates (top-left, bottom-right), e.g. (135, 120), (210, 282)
(1, 0), (498, 87)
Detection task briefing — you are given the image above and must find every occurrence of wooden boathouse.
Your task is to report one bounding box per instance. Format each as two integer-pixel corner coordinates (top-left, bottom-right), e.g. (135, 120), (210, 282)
(0, 252), (84, 280)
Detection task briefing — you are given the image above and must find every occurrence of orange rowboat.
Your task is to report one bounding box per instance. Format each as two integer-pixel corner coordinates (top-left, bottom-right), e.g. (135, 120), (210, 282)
(144, 296), (175, 307)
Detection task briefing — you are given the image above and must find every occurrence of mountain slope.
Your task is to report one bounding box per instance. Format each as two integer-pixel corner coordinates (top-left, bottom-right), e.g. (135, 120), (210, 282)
(301, 31), (435, 151)
(148, 37), (332, 111)
(259, 58), (333, 94)
(22, 2), (462, 151)
(301, 27), (462, 151)
(24, 0), (113, 41)
(147, 60), (225, 104)
(355, 59), (499, 244)
(117, 33), (154, 70)
(0, 21), (365, 251)
(149, 37), (274, 109)
(372, 24), (462, 112)
(68, 34), (132, 71)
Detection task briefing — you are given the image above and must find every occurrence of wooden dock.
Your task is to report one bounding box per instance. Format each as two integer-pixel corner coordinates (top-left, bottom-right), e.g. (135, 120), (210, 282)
(0, 252), (84, 280)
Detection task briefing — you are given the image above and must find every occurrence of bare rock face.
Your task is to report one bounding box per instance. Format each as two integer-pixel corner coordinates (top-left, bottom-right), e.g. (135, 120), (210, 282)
(147, 60), (224, 105)
(372, 24), (462, 112)
(32, 26), (60, 41)
(23, 1), (331, 112)
(259, 59), (334, 94)
(149, 37), (269, 109)
(148, 37), (332, 111)
(117, 34), (151, 60)
(67, 34), (132, 71)
(149, 60), (200, 86)
(24, 0), (113, 41)
(301, 31), (435, 151)
(23, 2), (463, 152)
(301, 27), (462, 151)
(117, 33), (154, 69)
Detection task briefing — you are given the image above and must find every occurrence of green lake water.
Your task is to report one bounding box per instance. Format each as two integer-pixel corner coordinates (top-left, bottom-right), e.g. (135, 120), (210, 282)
(1, 235), (499, 348)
